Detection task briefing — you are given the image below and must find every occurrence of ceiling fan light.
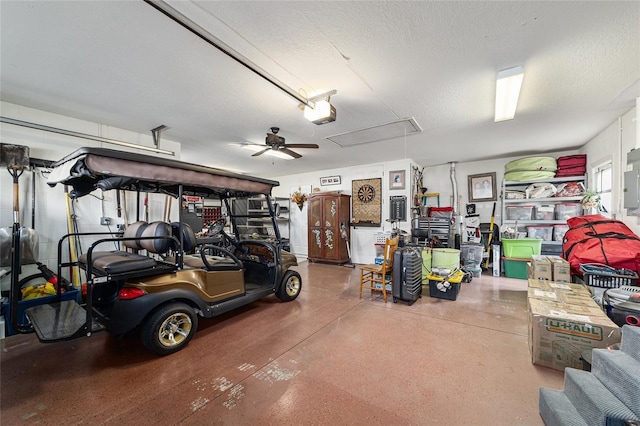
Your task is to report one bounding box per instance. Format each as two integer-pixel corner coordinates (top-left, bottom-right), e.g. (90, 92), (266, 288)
(240, 144), (263, 152)
(304, 100), (336, 125)
(237, 143), (293, 159)
(265, 150), (293, 160)
(495, 66), (524, 122)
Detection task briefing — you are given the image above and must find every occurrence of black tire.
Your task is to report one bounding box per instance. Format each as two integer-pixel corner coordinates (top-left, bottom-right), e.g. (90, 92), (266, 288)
(276, 270), (302, 301)
(141, 302), (198, 356)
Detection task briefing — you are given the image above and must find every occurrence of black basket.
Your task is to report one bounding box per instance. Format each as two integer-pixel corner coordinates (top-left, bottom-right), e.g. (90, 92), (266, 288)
(579, 263), (639, 288)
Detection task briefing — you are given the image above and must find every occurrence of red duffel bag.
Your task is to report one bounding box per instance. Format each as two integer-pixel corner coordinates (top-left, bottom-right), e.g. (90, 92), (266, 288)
(563, 214), (640, 275)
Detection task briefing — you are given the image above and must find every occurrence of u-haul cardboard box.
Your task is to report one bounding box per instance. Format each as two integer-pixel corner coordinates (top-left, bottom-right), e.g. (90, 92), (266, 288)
(527, 287), (595, 307)
(528, 298), (620, 371)
(527, 255), (553, 280)
(527, 279), (592, 297)
(546, 256), (571, 282)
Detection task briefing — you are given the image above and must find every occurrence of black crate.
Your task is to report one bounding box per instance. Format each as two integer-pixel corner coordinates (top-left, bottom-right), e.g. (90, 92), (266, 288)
(579, 264), (639, 289)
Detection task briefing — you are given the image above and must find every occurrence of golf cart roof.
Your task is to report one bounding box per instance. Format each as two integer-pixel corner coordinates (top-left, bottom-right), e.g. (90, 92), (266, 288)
(47, 147), (279, 198)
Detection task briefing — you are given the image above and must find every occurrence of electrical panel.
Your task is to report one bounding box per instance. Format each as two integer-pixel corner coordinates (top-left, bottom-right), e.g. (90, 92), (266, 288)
(625, 149), (640, 215)
(390, 196), (407, 222)
(624, 170), (640, 211)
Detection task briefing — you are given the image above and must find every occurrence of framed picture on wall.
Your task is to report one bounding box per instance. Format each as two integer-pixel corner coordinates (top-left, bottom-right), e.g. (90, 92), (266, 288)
(468, 172), (497, 202)
(320, 175), (341, 186)
(389, 170), (405, 190)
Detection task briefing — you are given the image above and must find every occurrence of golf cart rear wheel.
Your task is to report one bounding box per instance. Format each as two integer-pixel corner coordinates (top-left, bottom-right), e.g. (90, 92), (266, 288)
(277, 270), (302, 301)
(141, 302), (198, 356)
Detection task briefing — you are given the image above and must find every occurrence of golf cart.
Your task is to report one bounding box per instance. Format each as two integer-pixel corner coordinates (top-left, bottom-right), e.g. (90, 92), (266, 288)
(19, 147), (301, 355)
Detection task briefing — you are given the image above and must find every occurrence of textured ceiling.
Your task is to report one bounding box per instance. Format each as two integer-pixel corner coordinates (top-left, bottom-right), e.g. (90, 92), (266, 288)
(1, 1), (638, 177)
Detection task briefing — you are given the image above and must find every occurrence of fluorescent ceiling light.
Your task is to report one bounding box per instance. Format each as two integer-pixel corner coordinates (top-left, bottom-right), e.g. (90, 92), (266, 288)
(495, 66), (524, 122)
(237, 144), (293, 160)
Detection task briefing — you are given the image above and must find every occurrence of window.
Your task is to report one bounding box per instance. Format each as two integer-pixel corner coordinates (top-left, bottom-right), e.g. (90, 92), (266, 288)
(594, 162), (612, 214)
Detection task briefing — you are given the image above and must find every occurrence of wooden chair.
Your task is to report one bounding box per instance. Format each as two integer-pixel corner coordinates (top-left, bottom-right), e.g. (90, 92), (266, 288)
(359, 236), (399, 302)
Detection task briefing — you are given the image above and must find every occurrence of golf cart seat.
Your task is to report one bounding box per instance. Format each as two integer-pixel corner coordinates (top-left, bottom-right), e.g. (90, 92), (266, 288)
(168, 222), (243, 271)
(79, 221), (175, 276)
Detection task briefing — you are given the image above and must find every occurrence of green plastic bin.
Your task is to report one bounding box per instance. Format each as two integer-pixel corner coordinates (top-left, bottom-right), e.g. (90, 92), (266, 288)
(502, 238), (542, 258)
(502, 257), (528, 279)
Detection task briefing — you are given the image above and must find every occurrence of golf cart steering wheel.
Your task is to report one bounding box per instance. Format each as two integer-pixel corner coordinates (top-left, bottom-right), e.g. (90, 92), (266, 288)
(208, 217), (226, 234)
(199, 245), (244, 270)
(207, 217), (240, 252)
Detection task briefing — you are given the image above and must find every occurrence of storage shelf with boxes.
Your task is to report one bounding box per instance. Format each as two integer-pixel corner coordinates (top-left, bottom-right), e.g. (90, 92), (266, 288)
(502, 172), (587, 256)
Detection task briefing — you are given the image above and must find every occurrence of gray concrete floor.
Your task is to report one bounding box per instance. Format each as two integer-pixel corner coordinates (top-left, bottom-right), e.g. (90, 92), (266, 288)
(1, 261), (563, 425)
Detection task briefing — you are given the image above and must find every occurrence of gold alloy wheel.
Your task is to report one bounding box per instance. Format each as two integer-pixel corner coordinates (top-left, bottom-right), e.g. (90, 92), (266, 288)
(158, 312), (193, 347)
(285, 274), (301, 297)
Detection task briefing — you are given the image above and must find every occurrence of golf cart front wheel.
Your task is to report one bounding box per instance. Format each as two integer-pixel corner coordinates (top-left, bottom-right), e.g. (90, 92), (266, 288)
(277, 270), (302, 301)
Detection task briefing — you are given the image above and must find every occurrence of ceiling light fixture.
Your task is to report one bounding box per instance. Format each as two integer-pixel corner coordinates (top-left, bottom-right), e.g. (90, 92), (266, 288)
(304, 90), (337, 125)
(495, 66), (524, 122)
(238, 144), (293, 160)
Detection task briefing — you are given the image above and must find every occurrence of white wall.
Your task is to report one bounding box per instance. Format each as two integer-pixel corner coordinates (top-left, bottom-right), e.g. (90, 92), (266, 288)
(272, 159), (414, 264)
(581, 104), (639, 235)
(0, 102), (181, 290)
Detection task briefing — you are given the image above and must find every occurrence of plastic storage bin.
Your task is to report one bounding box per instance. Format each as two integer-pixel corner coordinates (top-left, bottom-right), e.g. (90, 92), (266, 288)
(502, 238), (542, 258)
(429, 207), (454, 218)
(502, 257), (528, 279)
(555, 203), (582, 220)
(579, 264), (639, 288)
(553, 224), (569, 241)
(460, 243), (484, 267)
(427, 271), (464, 300)
(527, 226), (553, 241)
(534, 204), (555, 220)
(421, 248), (432, 281)
(432, 248), (460, 270)
(506, 205), (534, 220)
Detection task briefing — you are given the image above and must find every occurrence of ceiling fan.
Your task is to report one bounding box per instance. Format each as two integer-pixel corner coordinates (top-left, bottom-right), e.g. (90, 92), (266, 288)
(251, 127), (319, 159)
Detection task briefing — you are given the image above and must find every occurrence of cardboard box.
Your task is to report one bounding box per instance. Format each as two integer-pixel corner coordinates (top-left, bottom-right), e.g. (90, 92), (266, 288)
(527, 287), (596, 307)
(527, 255), (553, 280)
(527, 279), (592, 296)
(547, 256), (571, 282)
(528, 298), (620, 371)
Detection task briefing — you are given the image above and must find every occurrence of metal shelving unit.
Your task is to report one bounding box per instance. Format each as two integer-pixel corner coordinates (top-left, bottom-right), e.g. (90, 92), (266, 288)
(502, 175), (587, 251)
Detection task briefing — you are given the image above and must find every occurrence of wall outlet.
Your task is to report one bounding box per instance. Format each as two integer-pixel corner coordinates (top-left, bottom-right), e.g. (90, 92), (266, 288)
(100, 217), (112, 225)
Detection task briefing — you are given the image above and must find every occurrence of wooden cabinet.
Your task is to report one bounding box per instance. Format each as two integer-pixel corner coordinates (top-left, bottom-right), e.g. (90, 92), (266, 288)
(307, 193), (351, 264)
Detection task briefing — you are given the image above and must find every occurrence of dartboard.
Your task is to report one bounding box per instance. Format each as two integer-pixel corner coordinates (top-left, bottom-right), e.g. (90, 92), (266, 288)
(357, 184), (376, 203)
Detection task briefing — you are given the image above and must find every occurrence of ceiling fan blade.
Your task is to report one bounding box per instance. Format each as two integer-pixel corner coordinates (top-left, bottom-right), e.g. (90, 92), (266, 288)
(282, 144), (319, 149)
(280, 148), (302, 159)
(251, 148), (271, 157)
